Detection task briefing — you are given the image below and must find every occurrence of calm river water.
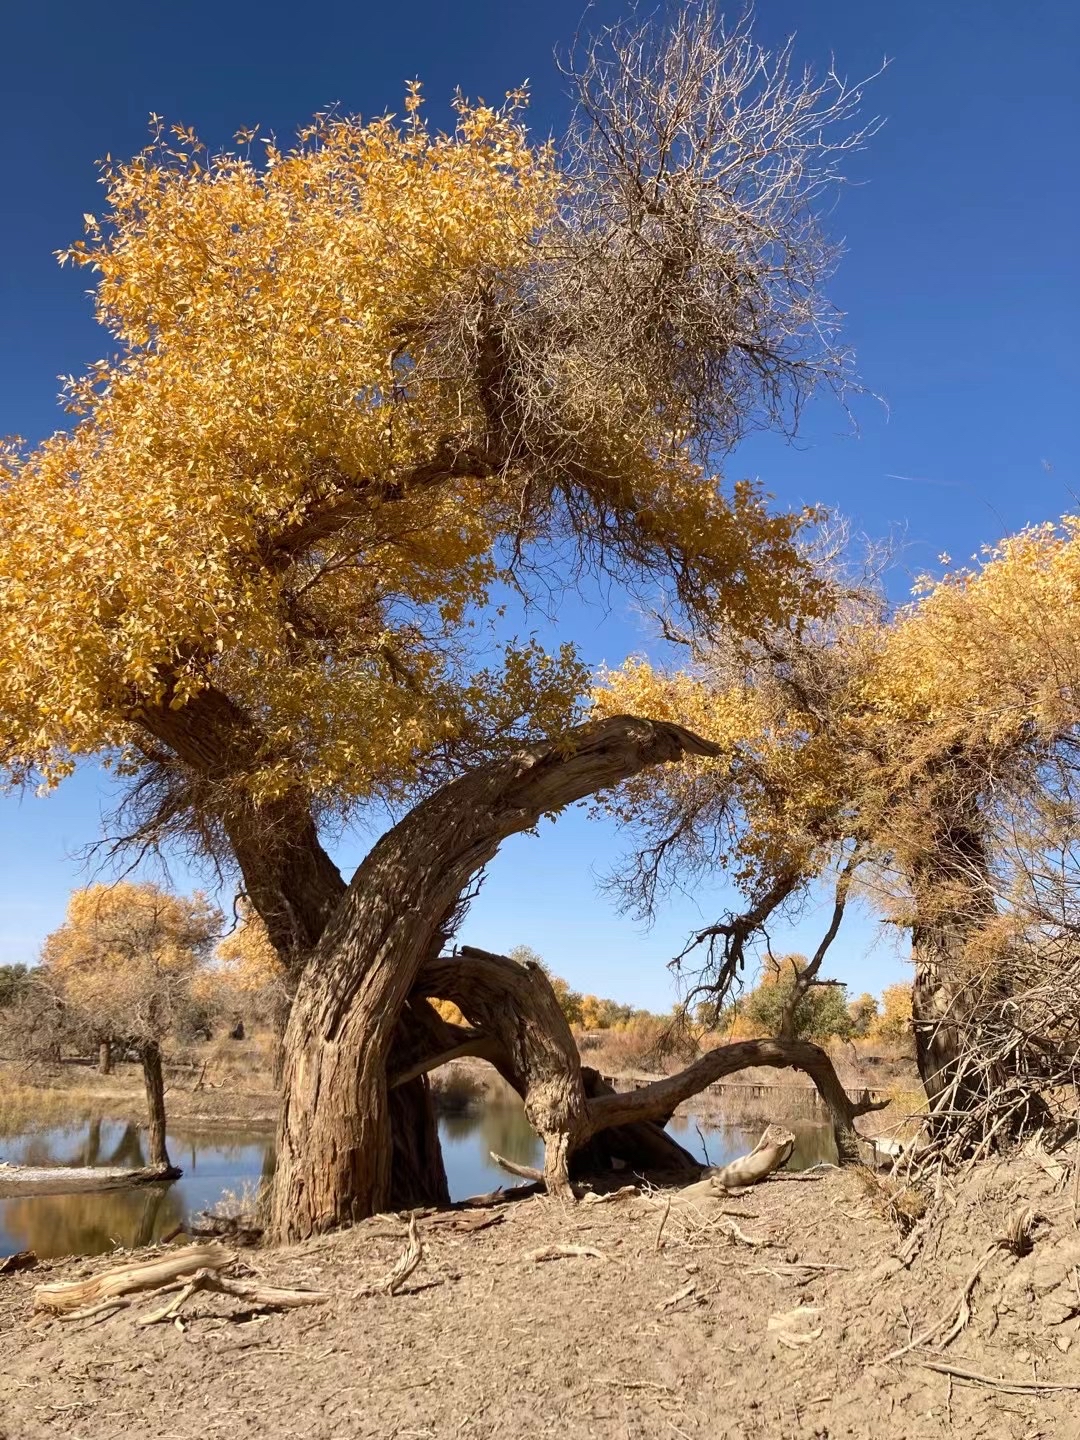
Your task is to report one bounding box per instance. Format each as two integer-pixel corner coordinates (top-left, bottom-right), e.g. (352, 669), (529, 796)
(0, 1107), (835, 1259)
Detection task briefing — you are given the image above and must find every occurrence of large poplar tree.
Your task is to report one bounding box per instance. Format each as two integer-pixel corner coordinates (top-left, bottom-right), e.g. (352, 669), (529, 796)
(0, 9), (875, 1238)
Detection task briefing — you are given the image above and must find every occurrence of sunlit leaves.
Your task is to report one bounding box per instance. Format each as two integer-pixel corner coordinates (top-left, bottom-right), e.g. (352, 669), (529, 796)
(43, 883), (222, 1044)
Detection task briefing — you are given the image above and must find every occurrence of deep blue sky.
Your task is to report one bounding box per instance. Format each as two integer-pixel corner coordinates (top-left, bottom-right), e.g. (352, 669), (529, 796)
(1, 1), (1077, 1008)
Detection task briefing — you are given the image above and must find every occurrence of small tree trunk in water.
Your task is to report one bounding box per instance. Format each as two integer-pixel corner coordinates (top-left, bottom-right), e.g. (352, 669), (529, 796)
(98, 1041), (112, 1075)
(140, 1041), (175, 1174)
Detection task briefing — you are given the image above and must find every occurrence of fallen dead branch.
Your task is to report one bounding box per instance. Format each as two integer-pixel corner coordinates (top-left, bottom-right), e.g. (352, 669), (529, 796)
(709, 1124), (796, 1189)
(32, 1243), (328, 1326)
(722, 1218), (767, 1248)
(358, 1215), (424, 1297)
(489, 1152), (545, 1183)
(656, 1279), (697, 1311)
(582, 1185), (639, 1205)
(33, 1245), (237, 1316)
(655, 1195), (672, 1251)
(750, 1262), (849, 1276)
(422, 1210), (506, 1234)
(136, 1270), (327, 1325)
(883, 1244), (1002, 1362)
(457, 1181), (542, 1207)
(525, 1244), (606, 1263)
(919, 1360), (1080, 1395)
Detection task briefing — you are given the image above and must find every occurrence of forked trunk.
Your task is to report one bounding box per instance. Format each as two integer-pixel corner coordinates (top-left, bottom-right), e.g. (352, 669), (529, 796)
(269, 717), (720, 1243)
(139, 1040), (176, 1175)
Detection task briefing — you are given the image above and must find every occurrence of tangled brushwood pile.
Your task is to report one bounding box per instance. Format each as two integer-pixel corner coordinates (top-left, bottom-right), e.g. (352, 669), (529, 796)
(904, 939), (1080, 1180)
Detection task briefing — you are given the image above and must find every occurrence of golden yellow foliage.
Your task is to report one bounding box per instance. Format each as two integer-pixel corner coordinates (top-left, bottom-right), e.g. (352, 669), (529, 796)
(213, 900), (286, 994)
(594, 519), (1080, 1032)
(0, 87), (815, 817)
(873, 983), (913, 1043)
(43, 882), (222, 1040)
(430, 998), (467, 1027)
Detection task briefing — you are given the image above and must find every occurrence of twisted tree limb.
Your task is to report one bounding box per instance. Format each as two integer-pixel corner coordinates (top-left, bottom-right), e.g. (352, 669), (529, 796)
(583, 1037), (888, 1162)
(271, 715), (721, 1240)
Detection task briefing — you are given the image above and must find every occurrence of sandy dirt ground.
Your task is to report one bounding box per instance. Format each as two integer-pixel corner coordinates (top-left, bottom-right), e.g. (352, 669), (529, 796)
(3, 1157), (1080, 1440)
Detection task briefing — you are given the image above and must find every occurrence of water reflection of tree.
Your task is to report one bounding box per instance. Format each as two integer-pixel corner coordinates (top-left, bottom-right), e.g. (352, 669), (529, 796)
(0, 1182), (184, 1259)
(438, 1101), (542, 1168)
(1, 1114), (278, 1259)
(480, 1104), (541, 1167)
(672, 1115), (837, 1170)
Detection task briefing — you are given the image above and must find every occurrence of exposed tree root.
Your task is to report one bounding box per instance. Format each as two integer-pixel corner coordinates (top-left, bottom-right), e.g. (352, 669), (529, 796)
(918, 1360), (1080, 1395)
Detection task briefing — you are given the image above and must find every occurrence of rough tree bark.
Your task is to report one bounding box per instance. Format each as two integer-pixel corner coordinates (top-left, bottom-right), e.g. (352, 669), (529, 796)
(268, 716), (720, 1243)
(906, 781), (998, 1126)
(135, 680), (453, 1207)
(418, 948), (588, 1197)
(409, 950), (881, 1177)
(413, 949), (700, 1179)
(98, 1040), (113, 1075)
(139, 1040), (178, 1176)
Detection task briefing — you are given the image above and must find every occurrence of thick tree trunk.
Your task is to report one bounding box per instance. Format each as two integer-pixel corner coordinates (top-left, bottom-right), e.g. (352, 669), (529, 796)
(906, 787), (998, 1131)
(389, 1074), (451, 1210)
(419, 948), (589, 1197)
(911, 921), (983, 1116)
(269, 716), (720, 1243)
(98, 1040), (113, 1075)
(139, 1041), (177, 1175)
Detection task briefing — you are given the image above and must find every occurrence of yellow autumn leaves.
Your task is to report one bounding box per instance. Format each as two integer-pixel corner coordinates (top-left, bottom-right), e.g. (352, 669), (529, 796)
(0, 93), (566, 797)
(0, 86), (815, 813)
(594, 519), (1080, 911)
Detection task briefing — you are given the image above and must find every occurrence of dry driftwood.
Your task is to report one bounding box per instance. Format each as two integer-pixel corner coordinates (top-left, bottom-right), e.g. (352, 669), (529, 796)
(35, 1244), (328, 1325)
(489, 1151), (545, 1183)
(357, 1215), (424, 1297)
(525, 1244), (606, 1263)
(33, 1245), (237, 1316)
(136, 1269), (328, 1325)
(708, 1124), (796, 1189)
(582, 1185), (640, 1205)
